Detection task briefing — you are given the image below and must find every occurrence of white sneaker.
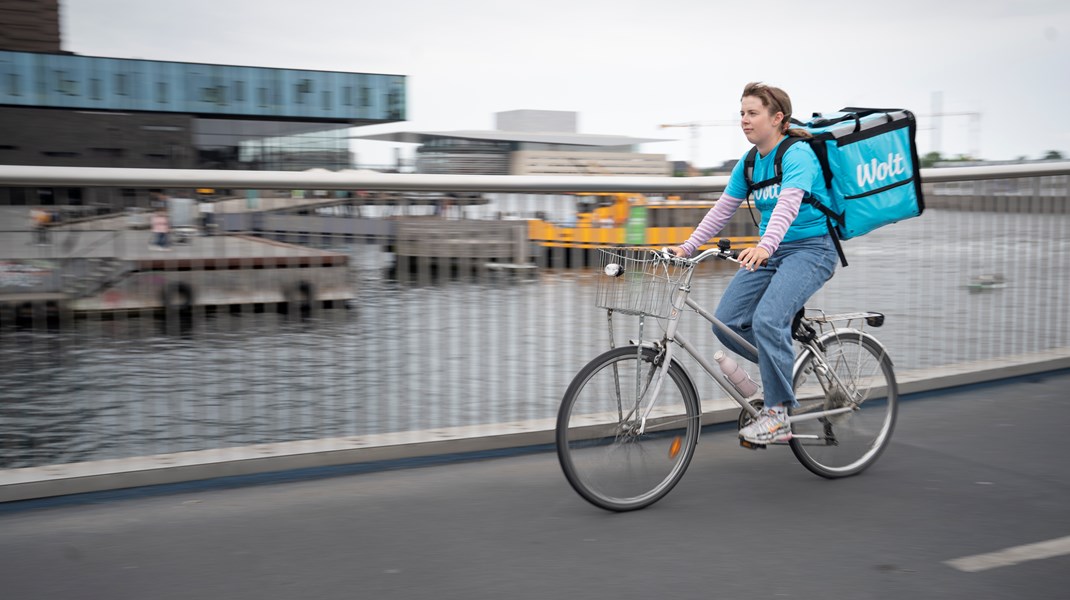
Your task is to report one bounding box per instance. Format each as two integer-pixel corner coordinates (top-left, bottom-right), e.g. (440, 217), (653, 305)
(739, 406), (792, 444)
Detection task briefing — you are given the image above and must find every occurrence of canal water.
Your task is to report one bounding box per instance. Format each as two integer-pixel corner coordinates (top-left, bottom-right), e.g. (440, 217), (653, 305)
(1, 209), (1068, 468)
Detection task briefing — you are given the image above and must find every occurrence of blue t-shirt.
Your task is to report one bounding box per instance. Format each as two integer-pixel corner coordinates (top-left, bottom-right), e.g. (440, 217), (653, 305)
(725, 138), (831, 242)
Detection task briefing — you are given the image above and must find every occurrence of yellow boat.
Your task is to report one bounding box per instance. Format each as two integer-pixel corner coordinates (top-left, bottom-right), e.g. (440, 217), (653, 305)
(527, 192), (760, 251)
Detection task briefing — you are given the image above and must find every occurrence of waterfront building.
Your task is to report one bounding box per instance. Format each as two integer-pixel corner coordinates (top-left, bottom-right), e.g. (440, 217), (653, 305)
(354, 109), (670, 177)
(0, 0), (407, 208)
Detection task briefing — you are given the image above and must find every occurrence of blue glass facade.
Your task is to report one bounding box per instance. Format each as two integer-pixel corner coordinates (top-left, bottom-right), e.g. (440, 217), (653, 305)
(0, 50), (405, 122)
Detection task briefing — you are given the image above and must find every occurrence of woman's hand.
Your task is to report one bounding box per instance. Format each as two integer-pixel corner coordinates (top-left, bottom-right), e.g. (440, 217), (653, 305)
(737, 246), (769, 271)
(667, 246), (687, 258)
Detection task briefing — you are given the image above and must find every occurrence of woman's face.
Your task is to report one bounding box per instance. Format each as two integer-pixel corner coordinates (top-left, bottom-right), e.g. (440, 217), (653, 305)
(740, 95), (783, 148)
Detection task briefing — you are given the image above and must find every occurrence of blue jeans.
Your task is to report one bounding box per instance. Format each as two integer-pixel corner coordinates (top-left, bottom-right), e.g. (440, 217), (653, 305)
(713, 235), (838, 408)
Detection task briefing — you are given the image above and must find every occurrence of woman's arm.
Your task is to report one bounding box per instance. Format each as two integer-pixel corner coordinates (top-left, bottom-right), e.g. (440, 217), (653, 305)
(756, 187), (804, 256)
(676, 192), (745, 256)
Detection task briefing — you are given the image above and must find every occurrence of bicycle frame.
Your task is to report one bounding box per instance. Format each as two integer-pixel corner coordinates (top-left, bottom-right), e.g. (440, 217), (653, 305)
(628, 249), (862, 435)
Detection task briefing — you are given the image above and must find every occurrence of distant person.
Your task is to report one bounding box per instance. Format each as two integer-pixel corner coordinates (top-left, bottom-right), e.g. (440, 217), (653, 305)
(668, 82), (838, 446)
(200, 200), (215, 235)
(151, 208), (171, 251)
(151, 191), (169, 210)
(30, 207), (51, 245)
(441, 194), (456, 219)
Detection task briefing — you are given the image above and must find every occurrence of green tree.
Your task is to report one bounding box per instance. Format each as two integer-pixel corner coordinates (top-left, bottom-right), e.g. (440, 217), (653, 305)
(1042, 150), (1064, 160)
(920, 151), (943, 168)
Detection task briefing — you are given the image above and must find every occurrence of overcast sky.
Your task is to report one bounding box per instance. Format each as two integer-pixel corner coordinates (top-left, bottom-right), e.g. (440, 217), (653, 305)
(62, 0), (1068, 167)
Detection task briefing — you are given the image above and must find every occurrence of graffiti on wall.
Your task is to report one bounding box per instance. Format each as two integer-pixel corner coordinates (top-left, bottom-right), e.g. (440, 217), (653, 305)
(0, 260), (57, 291)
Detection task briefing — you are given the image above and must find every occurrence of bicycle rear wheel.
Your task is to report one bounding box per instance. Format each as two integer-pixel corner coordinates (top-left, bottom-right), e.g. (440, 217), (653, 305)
(556, 345), (700, 512)
(789, 331), (897, 478)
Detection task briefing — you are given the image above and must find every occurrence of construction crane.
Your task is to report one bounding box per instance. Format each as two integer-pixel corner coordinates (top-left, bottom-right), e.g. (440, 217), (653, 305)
(915, 111), (982, 159)
(659, 119), (739, 174)
(923, 92), (982, 158)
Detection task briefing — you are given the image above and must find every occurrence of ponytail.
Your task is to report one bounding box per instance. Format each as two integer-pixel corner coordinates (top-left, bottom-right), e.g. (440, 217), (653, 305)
(785, 127), (812, 139)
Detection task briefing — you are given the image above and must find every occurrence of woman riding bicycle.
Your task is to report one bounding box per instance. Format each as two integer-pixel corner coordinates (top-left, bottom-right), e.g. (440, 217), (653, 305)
(670, 82), (839, 445)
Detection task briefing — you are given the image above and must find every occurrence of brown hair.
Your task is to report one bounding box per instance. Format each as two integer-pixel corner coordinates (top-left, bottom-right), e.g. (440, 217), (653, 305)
(741, 82), (812, 139)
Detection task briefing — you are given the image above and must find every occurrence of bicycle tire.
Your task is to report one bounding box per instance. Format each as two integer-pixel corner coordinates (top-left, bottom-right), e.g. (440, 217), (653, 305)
(789, 330), (897, 478)
(556, 345), (700, 512)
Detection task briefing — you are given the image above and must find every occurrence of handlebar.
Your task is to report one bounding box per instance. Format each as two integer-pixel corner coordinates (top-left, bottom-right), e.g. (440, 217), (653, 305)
(658, 239), (764, 267)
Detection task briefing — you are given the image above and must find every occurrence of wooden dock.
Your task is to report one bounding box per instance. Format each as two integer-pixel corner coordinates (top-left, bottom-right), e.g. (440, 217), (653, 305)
(0, 229), (351, 318)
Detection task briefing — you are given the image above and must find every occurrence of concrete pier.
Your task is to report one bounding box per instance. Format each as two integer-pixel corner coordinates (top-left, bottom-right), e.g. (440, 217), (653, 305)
(0, 214), (351, 315)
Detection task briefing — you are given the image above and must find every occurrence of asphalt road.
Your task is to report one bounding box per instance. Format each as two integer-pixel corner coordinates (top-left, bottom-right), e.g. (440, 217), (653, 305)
(2, 371), (1068, 599)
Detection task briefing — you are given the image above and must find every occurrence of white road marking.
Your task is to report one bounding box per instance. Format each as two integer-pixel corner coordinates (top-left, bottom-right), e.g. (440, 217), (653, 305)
(945, 535), (1070, 572)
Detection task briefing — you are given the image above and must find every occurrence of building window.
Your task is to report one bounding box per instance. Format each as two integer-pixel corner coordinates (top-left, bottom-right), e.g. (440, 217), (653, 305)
(343, 86), (353, 106)
(361, 87), (371, 107)
(258, 87), (268, 107)
(91, 148), (125, 158)
(156, 82), (168, 104)
(235, 81), (245, 102)
(295, 79), (312, 104)
(42, 151), (81, 158)
(7, 73), (19, 96)
(54, 71), (79, 96)
(322, 90), (331, 111)
(201, 86), (223, 103)
(90, 78), (101, 100)
(116, 73), (128, 96)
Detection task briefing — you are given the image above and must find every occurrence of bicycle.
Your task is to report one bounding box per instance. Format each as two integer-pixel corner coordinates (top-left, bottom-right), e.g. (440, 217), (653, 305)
(555, 241), (898, 511)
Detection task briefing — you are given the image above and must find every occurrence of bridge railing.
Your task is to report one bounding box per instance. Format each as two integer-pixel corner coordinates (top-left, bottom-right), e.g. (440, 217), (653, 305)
(0, 162), (1068, 498)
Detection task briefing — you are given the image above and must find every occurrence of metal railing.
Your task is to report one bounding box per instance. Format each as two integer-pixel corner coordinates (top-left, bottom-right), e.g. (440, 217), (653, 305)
(3, 160), (1070, 190)
(1, 162), (1068, 493)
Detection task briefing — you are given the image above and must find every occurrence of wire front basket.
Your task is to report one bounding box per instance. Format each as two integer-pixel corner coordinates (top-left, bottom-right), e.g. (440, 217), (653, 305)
(595, 248), (691, 319)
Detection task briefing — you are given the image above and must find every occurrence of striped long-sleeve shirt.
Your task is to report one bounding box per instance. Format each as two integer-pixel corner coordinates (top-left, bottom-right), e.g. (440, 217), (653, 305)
(678, 187), (804, 257)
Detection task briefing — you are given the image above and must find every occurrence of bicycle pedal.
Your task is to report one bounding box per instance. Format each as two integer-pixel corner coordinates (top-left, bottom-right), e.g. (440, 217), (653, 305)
(738, 438), (767, 451)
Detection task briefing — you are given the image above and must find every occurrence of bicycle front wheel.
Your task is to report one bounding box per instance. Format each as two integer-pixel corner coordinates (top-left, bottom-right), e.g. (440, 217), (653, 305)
(556, 345), (700, 512)
(789, 331), (897, 478)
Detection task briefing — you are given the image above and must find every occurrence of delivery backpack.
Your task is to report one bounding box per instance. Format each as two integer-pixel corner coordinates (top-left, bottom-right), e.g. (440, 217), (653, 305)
(743, 107), (925, 266)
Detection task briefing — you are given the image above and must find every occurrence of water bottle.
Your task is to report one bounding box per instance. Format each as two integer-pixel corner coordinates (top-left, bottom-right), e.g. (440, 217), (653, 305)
(714, 350), (758, 398)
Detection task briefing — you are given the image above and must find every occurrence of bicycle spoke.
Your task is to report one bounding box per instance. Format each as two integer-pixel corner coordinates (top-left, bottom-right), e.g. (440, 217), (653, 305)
(789, 332), (897, 478)
(557, 346), (699, 511)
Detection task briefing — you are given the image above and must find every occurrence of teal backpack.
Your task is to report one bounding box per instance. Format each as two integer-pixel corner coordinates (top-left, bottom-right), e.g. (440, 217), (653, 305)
(743, 108), (925, 266)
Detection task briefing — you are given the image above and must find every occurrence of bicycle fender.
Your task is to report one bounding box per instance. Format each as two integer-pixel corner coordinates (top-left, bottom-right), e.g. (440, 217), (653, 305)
(792, 328), (894, 378)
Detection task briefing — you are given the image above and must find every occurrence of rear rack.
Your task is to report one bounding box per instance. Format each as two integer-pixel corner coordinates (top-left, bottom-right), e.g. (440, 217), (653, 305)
(805, 310), (885, 328)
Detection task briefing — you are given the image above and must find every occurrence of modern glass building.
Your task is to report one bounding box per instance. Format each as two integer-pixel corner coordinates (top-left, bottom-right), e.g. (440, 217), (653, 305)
(0, 50), (405, 173)
(0, 48), (407, 206)
(0, 0), (408, 210)
(0, 50), (405, 122)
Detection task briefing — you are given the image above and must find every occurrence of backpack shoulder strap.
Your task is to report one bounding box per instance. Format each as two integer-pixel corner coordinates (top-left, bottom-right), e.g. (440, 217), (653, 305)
(771, 136), (804, 180)
(743, 146), (760, 191)
(745, 137), (805, 191)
